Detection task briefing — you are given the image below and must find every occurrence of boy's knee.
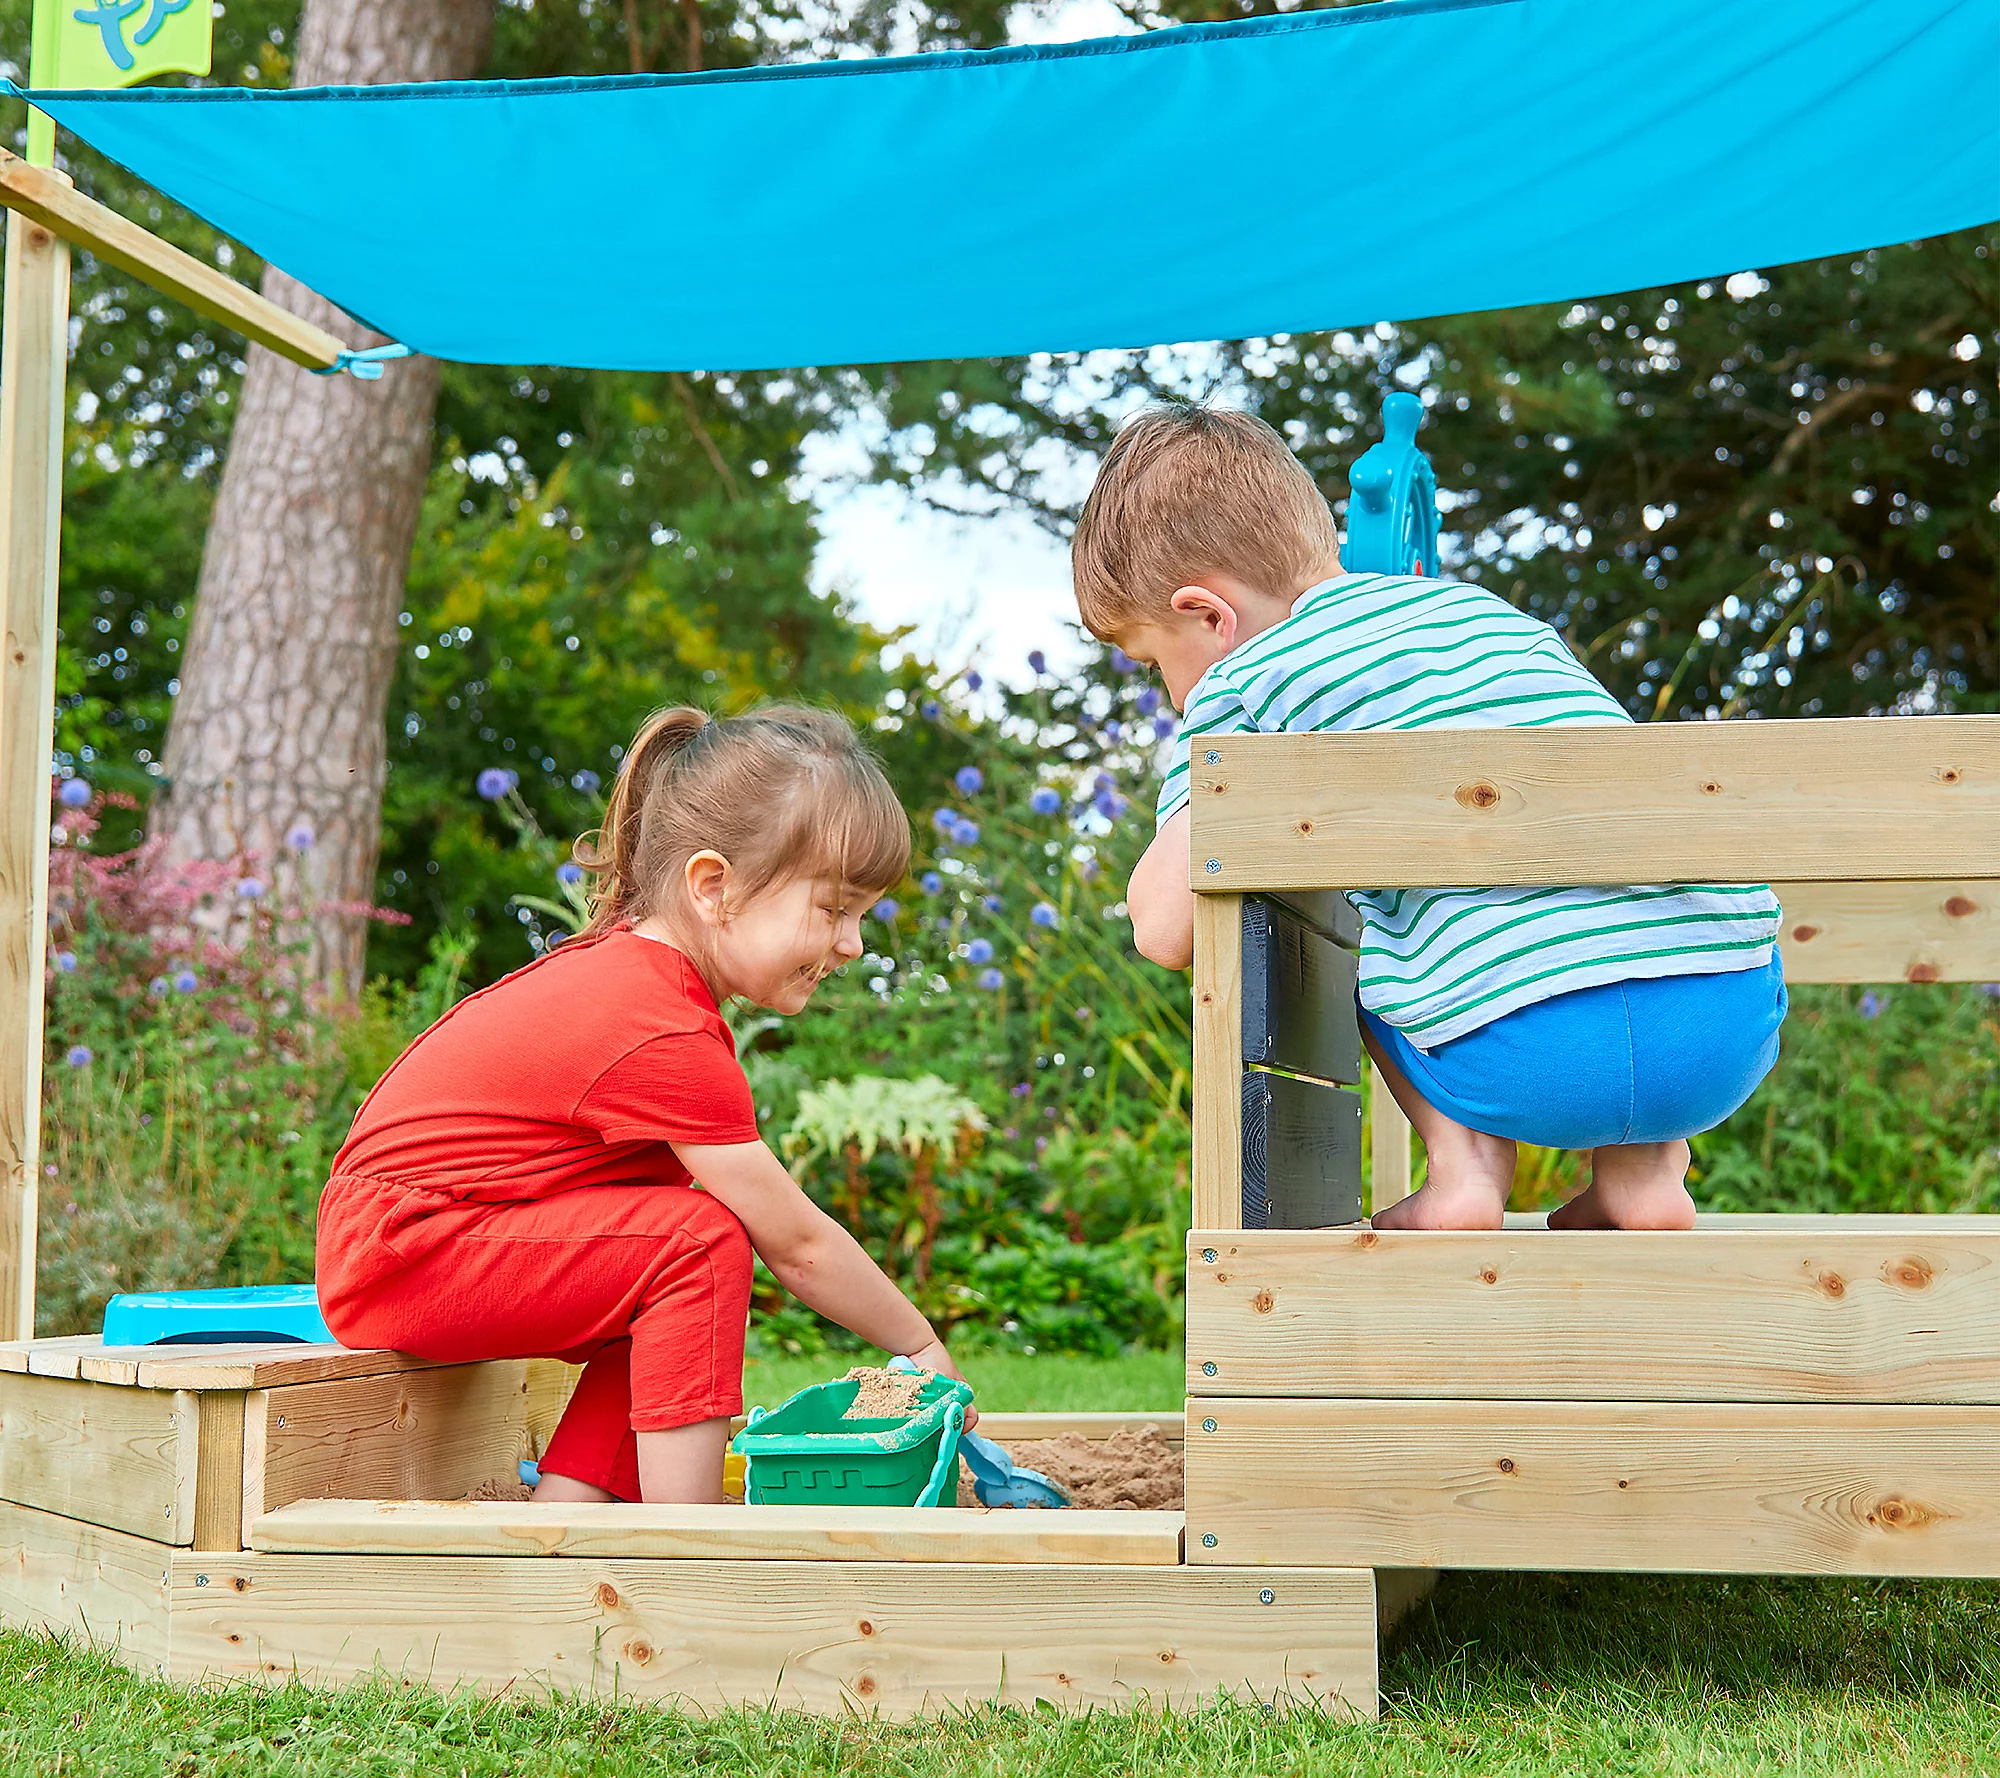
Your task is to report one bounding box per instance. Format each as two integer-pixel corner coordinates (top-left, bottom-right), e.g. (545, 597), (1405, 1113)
(682, 1192), (753, 1280)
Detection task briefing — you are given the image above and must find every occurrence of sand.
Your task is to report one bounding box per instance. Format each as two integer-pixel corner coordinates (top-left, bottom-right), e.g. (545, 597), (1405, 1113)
(841, 1365), (932, 1419)
(956, 1424), (1183, 1511)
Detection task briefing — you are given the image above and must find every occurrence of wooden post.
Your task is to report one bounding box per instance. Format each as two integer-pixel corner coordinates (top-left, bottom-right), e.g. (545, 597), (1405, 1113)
(0, 200), (72, 1339)
(1369, 1058), (1412, 1213)
(1191, 892), (1244, 1230)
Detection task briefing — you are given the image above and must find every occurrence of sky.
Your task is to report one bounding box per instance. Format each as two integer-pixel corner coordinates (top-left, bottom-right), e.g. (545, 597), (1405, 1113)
(802, 0), (1139, 684)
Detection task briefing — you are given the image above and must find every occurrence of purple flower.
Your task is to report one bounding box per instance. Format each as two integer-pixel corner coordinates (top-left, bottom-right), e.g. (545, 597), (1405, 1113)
(285, 822), (316, 853)
(1860, 990), (1882, 1019)
(952, 819), (980, 847)
(1028, 650), (1047, 676)
(1031, 902), (1059, 929)
(1104, 720), (1123, 742)
(1035, 1135), (1049, 1156)
(921, 700), (941, 721)
(147, 976), (169, 998)
(573, 769), (601, 796)
(54, 951), (76, 974)
(932, 808), (960, 835)
(56, 778), (90, 809)
(964, 671), (983, 692)
(1091, 788), (1127, 821)
(976, 967), (1004, 991)
(556, 862), (585, 888)
(476, 767), (516, 801)
(1153, 714), (1176, 740)
(234, 877), (265, 900)
(1110, 646), (1138, 675)
(1136, 687), (1161, 717)
(1029, 787), (1062, 816)
(954, 766), (984, 797)
(64, 1045), (91, 1068)
(1983, 983), (2000, 1001)
(921, 872), (944, 895)
(871, 897), (900, 923)
(982, 895), (1003, 913)
(1010, 1082), (1031, 1099)
(1080, 858), (1101, 883)
(966, 938), (995, 965)
(173, 968), (198, 993)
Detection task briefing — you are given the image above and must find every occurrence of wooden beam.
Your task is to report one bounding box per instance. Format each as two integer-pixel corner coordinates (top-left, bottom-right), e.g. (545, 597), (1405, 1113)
(1186, 1397), (2000, 1576)
(193, 1392), (246, 1553)
(0, 204), (69, 1343)
(1188, 717), (2000, 887)
(1241, 1073), (1362, 1230)
(0, 1372), (195, 1542)
(0, 1496), (171, 1673)
(1190, 892), (1244, 1231)
(1368, 1060), (1413, 1213)
(1774, 880), (2000, 982)
(1185, 1219), (2000, 1403)
(250, 1501), (1187, 1566)
(167, 1552), (1379, 1716)
(0, 149), (347, 371)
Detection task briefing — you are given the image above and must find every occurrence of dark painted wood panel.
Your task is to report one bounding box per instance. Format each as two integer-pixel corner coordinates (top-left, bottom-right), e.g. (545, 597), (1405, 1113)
(1241, 898), (1362, 1085)
(1240, 1072), (1363, 1230)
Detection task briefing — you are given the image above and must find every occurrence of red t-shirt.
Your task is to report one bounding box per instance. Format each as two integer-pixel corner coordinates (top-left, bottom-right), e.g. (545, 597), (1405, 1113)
(333, 929), (758, 1201)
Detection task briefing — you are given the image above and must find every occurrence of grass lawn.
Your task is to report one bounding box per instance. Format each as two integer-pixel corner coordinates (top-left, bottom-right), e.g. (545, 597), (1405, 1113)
(5, 1352), (1997, 1776)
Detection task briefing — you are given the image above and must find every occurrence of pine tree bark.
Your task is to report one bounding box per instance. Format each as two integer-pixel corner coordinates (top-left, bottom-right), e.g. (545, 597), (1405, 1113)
(155, 0), (493, 1000)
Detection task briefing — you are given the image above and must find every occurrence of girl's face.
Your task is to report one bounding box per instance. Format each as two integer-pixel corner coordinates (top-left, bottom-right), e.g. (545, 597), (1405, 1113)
(679, 868), (870, 1013)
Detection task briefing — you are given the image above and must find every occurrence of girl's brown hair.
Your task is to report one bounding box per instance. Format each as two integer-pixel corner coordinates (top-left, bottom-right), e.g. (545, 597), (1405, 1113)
(574, 704), (910, 940)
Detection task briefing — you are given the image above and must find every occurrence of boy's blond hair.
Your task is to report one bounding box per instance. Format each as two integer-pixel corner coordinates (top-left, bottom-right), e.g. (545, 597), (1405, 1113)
(1070, 405), (1341, 637)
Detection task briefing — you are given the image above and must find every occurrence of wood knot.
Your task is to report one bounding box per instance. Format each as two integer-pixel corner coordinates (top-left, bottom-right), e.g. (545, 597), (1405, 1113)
(1816, 1270), (1846, 1299)
(854, 1675), (878, 1698)
(1497, 1457), (1516, 1474)
(1207, 780), (1228, 795)
(594, 1583), (620, 1610)
(1617, 1479), (1630, 1490)
(1479, 1267), (1499, 1285)
(858, 1619), (875, 1636)
(1939, 768), (1963, 784)
(1701, 781), (1722, 795)
(1886, 1257), (1934, 1289)
(625, 1639), (654, 1666)
(1946, 895), (1978, 918)
(1157, 1649), (1177, 1665)
(1297, 819), (1314, 836)
(1868, 1496), (1939, 1532)
(1905, 962), (1940, 984)
(1790, 924), (1821, 944)
(1214, 1272), (1230, 1286)
(231, 1576), (248, 1593)
(1355, 1230), (1379, 1250)
(1455, 781), (1501, 811)
(1251, 1289), (1275, 1315)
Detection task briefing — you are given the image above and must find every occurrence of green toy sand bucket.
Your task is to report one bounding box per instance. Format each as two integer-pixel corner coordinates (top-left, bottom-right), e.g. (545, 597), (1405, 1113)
(733, 1373), (972, 1507)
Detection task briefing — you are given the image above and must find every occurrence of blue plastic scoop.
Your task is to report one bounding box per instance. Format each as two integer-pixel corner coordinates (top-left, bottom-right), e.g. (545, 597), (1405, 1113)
(887, 1356), (1070, 1509)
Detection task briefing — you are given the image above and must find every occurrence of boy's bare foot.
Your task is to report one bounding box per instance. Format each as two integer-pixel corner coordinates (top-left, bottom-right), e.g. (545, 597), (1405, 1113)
(1372, 1128), (1515, 1230)
(1548, 1140), (1696, 1230)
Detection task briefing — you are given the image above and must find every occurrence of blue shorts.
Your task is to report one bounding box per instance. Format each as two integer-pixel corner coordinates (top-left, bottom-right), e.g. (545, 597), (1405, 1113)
(1360, 954), (1787, 1150)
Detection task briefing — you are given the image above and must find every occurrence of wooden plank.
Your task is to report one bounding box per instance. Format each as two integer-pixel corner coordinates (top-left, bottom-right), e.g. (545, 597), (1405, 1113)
(1188, 718), (2000, 888)
(1265, 888), (1362, 947)
(1, 1335), (109, 1379)
(1242, 898), (1361, 1085)
(1775, 880), (2000, 982)
(1191, 892), (1245, 1231)
(194, 1394), (246, 1554)
(969, 1411), (1184, 1447)
(1368, 1059), (1412, 1214)
(133, 1342), (447, 1391)
(168, 1553), (1377, 1716)
(0, 1372), (194, 1542)
(1186, 1398), (2000, 1576)
(1185, 1222), (2000, 1402)
(0, 149), (347, 371)
(0, 1497), (171, 1674)
(1241, 1074), (1363, 1230)
(241, 1361), (568, 1538)
(1375, 1568), (1437, 1638)
(250, 1501), (1186, 1565)
(0, 204), (70, 1342)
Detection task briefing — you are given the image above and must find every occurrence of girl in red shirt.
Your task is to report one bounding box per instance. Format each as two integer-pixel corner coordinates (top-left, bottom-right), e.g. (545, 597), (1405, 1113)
(317, 703), (970, 1504)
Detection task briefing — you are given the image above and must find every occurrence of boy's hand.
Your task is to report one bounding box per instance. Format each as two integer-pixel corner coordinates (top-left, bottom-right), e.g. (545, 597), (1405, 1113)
(905, 1335), (978, 1429)
(1128, 807), (1197, 969)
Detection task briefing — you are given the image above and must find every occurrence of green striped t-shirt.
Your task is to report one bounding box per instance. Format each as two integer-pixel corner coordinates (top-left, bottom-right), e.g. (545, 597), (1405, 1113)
(1159, 573), (1780, 1049)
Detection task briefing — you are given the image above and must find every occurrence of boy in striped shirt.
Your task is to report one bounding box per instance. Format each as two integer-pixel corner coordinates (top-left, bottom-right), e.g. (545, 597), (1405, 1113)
(1074, 405), (1785, 1232)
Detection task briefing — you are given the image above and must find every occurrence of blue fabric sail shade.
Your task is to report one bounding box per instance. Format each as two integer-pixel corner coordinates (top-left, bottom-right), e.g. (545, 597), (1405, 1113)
(13, 0), (1999, 372)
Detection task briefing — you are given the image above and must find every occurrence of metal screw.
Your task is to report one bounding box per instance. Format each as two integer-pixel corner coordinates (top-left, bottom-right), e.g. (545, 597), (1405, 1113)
(1201, 1533), (1217, 1548)
(1201, 1248), (1217, 1264)
(1202, 1361), (1217, 1377)
(194, 1574), (208, 1588)
(1259, 1588), (1275, 1605)
(275, 1416), (286, 1428)
(163, 1504), (172, 1518)
(1204, 858), (1222, 874)
(1204, 749), (1221, 764)
(1201, 1417), (1217, 1433)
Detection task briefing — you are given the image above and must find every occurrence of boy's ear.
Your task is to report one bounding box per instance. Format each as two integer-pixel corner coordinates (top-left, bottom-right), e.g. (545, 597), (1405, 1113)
(1169, 583), (1240, 650)
(683, 850), (732, 926)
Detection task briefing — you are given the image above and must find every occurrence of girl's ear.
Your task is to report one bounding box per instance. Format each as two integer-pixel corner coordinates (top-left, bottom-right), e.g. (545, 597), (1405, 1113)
(683, 850), (732, 927)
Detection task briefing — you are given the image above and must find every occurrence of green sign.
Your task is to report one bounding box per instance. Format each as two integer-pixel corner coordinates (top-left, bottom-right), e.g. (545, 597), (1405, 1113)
(26, 0), (213, 163)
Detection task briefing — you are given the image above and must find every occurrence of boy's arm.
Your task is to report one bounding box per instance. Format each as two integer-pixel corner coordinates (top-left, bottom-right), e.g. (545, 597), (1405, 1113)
(1129, 806), (1196, 970)
(671, 1138), (973, 1413)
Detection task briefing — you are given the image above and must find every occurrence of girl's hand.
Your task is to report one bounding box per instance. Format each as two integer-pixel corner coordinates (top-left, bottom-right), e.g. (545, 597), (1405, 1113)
(905, 1336), (978, 1429)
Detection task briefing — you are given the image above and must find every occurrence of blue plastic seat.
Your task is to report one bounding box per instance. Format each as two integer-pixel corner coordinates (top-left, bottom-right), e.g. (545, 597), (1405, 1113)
(102, 1284), (333, 1346)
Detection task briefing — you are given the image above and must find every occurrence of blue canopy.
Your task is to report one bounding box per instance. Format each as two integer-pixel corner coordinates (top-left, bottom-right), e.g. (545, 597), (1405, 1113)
(17, 0), (2000, 371)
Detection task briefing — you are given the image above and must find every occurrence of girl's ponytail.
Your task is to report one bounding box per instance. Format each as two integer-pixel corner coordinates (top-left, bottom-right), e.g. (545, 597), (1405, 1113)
(574, 706), (712, 938)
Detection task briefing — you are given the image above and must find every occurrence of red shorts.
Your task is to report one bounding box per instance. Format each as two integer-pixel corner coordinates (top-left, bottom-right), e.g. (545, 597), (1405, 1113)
(316, 1174), (752, 1501)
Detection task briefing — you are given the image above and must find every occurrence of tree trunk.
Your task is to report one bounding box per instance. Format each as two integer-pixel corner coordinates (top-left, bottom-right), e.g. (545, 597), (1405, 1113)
(155, 0), (493, 1000)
